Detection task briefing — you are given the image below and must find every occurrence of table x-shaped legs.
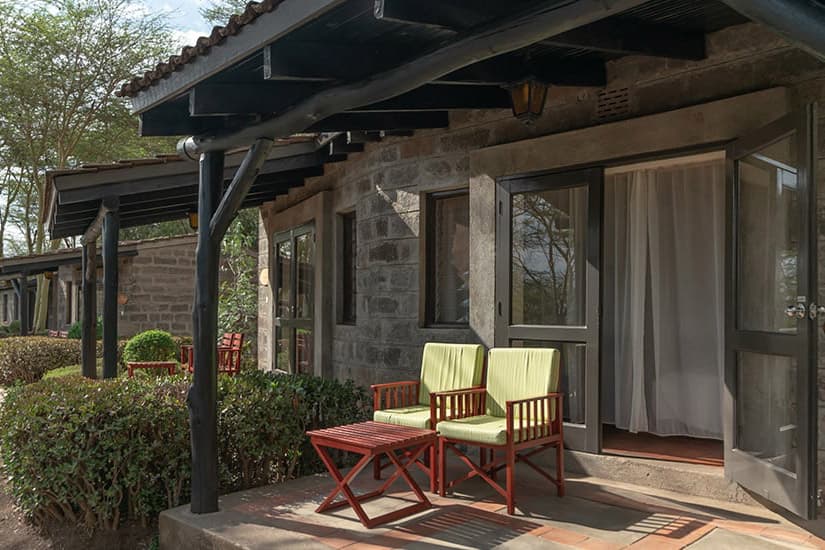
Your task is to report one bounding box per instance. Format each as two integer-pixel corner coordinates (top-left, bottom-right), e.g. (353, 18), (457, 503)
(312, 439), (433, 528)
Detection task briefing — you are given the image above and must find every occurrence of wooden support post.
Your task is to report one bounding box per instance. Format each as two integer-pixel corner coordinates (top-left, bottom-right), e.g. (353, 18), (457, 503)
(102, 201), (120, 379)
(17, 274), (28, 336)
(189, 151), (224, 514)
(81, 241), (98, 378)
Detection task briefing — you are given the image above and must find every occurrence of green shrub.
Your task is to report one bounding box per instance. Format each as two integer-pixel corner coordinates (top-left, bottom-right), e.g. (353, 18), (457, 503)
(7, 320), (20, 335)
(67, 316), (103, 339)
(0, 371), (369, 531)
(0, 337), (82, 385)
(123, 330), (177, 363)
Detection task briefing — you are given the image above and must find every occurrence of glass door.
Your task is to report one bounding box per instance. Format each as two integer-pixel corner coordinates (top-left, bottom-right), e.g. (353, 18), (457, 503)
(274, 224), (315, 374)
(496, 168), (602, 452)
(725, 107), (817, 518)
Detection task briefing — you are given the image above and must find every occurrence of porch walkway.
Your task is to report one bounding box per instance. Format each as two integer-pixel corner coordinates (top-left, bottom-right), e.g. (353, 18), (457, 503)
(160, 457), (825, 549)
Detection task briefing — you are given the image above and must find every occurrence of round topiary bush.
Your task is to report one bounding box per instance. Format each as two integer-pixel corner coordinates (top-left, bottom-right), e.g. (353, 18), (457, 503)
(123, 329), (177, 363)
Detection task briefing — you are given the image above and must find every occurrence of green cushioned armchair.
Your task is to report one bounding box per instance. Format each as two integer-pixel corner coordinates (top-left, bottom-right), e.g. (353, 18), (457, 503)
(435, 347), (564, 515)
(371, 342), (484, 491)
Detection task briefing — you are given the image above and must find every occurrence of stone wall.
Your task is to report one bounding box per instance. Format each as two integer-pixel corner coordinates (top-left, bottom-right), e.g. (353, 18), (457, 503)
(56, 235), (198, 338)
(258, 22), (825, 508)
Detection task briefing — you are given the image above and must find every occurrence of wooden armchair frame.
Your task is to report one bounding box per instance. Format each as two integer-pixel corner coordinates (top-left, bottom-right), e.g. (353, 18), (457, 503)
(436, 387), (564, 514)
(181, 332), (244, 376)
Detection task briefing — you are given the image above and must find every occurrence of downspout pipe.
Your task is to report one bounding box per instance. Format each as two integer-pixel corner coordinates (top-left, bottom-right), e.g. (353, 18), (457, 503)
(722, 0), (825, 63)
(177, 0), (649, 157)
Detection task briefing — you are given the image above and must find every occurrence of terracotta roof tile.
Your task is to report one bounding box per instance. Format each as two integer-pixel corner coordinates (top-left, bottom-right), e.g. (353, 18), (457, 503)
(118, 0), (285, 98)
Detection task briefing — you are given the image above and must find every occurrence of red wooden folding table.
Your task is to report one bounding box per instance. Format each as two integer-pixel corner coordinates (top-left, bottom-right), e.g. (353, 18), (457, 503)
(307, 421), (436, 528)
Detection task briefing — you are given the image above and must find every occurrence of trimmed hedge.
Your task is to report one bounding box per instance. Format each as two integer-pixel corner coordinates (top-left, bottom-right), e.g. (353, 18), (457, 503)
(0, 335), (194, 386)
(0, 337), (83, 385)
(0, 371), (369, 530)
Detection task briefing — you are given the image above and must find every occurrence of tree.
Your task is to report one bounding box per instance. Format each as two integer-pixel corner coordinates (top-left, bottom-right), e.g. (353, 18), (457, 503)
(0, 0), (176, 330)
(218, 208), (259, 365)
(200, 1), (251, 25)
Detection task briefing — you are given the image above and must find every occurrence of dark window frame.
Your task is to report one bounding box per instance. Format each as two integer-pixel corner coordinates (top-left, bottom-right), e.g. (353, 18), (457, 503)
(338, 210), (357, 325)
(421, 188), (471, 328)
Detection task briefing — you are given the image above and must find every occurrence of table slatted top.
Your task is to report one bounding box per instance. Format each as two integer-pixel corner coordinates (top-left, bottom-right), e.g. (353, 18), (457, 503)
(308, 421), (436, 452)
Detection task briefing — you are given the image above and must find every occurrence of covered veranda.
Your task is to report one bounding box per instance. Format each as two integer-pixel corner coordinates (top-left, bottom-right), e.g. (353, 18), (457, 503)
(46, 135), (359, 378)
(53, 0), (825, 524)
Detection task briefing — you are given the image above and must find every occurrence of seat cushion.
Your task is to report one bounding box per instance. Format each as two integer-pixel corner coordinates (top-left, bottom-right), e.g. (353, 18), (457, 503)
(373, 405), (433, 429)
(486, 348), (560, 419)
(418, 343), (484, 405)
(437, 415), (545, 446)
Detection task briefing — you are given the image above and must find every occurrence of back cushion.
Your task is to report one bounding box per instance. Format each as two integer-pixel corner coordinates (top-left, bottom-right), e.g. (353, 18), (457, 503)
(418, 343), (485, 405)
(485, 348), (560, 418)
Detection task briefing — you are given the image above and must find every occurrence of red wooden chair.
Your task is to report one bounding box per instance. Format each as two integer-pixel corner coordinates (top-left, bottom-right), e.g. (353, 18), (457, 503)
(435, 348), (564, 515)
(180, 332), (244, 376)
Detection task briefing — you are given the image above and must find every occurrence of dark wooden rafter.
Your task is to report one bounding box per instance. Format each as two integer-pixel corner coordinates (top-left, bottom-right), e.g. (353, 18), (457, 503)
(190, 83), (511, 116)
(440, 57), (606, 87)
(182, 0), (651, 154)
(263, 41), (401, 82)
(374, 0), (706, 60)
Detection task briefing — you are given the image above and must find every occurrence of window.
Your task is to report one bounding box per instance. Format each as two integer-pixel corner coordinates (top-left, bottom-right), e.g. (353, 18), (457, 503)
(424, 190), (470, 325)
(340, 212), (357, 324)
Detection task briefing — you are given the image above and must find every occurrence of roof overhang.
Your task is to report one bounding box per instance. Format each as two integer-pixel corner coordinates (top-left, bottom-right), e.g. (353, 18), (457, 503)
(120, 0), (750, 152)
(47, 134), (359, 239)
(0, 246), (139, 278)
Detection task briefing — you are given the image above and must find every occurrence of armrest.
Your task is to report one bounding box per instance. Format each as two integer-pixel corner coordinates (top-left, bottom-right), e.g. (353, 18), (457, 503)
(371, 381), (420, 411)
(430, 387), (486, 424)
(506, 393), (563, 442)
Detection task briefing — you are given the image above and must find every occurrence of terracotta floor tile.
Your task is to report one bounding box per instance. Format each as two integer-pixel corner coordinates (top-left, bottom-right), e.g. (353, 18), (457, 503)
(539, 527), (589, 545)
(577, 537), (623, 550)
(761, 527), (821, 546)
(626, 535), (683, 549)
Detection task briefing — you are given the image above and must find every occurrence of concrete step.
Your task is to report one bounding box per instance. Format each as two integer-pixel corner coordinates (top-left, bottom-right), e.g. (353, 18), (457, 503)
(563, 449), (760, 507)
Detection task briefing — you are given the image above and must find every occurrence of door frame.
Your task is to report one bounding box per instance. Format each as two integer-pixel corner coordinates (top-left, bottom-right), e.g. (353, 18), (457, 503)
(495, 167), (603, 453)
(273, 222), (316, 374)
(724, 106), (818, 519)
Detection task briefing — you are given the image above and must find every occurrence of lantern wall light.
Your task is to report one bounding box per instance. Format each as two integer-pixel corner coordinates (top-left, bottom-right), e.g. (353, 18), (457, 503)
(508, 79), (549, 124)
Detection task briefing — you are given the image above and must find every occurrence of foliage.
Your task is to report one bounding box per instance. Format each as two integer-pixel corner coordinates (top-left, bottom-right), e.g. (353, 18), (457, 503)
(219, 208), (259, 365)
(0, 337), (82, 385)
(0, 371), (369, 530)
(67, 316), (103, 339)
(123, 330), (177, 363)
(42, 361), (101, 380)
(199, 0), (251, 25)
(6, 320), (20, 335)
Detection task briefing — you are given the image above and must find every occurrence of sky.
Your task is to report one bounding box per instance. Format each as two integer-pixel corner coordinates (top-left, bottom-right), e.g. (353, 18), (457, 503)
(144, 0), (215, 47)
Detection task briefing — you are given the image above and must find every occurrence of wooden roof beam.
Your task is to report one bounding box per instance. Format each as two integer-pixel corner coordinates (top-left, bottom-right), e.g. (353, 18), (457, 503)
(181, 0), (650, 155)
(440, 58), (606, 87)
(189, 83), (510, 116)
(375, 0), (705, 60)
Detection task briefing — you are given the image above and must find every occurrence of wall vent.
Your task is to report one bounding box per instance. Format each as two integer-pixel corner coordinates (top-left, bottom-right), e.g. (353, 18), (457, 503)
(595, 87), (631, 122)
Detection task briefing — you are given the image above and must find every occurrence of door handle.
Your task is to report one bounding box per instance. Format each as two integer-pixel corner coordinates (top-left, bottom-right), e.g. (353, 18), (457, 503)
(785, 304), (807, 319)
(811, 303), (825, 319)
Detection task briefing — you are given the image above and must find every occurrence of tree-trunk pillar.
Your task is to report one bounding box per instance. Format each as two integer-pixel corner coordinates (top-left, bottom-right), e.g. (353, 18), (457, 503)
(102, 206), (119, 379)
(189, 150), (224, 514)
(18, 274), (28, 336)
(81, 241), (97, 378)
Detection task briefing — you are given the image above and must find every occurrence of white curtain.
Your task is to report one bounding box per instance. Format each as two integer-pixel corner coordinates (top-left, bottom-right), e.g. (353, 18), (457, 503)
(603, 158), (725, 439)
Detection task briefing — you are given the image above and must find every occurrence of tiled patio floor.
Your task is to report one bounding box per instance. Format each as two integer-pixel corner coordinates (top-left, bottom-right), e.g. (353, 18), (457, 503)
(160, 456), (825, 549)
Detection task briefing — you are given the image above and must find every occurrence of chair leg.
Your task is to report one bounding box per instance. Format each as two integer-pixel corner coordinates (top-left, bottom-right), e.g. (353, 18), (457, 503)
(373, 455), (382, 480)
(439, 437), (447, 497)
(490, 449), (497, 481)
(430, 442), (437, 493)
(480, 446), (486, 468)
(556, 442), (565, 497)
(506, 445), (515, 515)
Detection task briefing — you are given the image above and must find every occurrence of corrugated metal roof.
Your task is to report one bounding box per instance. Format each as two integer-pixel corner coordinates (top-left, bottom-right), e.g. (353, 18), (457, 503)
(118, 0), (285, 98)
